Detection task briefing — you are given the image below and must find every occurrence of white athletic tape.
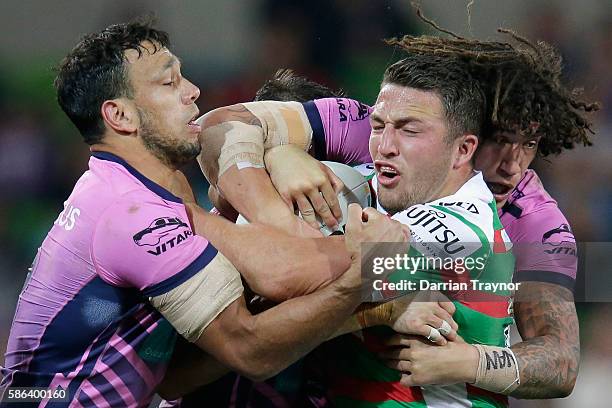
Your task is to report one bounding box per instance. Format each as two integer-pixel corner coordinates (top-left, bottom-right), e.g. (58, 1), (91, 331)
(243, 101), (313, 151)
(236, 161), (265, 170)
(218, 121), (265, 178)
(438, 320), (452, 337)
(473, 344), (521, 395)
(426, 327), (443, 343)
(149, 252), (244, 343)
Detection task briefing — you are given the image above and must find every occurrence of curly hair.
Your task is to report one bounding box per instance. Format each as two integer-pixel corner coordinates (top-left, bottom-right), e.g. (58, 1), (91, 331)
(385, 8), (600, 156)
(254, 68), (345, 102)
(55, 16), (169, 144)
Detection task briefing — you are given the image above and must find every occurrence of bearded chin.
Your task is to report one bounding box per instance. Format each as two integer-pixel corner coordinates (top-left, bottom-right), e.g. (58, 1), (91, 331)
(378, 188), (421, 215)
(139, 111), (201, 169)
(144, 136), (201, 168)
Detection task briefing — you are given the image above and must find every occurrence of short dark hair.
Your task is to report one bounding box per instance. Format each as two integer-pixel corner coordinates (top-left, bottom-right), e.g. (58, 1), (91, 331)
(383, 52), (485, 140)
(254, 69), (345, 102)
(54, 18), (170, 144)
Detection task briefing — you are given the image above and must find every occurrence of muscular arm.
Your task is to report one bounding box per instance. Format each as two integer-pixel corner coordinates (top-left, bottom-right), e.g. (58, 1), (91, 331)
(197, 104), (302, 230)
(510, 282), (580, 398)
(185, 202), (350, 301)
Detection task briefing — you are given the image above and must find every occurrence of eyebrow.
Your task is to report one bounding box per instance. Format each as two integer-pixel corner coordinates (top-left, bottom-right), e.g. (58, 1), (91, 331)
(369, 112), (424, 126)
(154, 55), (181, 79)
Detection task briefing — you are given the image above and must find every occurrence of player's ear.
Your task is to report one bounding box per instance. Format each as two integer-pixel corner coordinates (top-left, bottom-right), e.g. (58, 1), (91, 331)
(101, 98), (138, 134)
(453, 133), (478, 169)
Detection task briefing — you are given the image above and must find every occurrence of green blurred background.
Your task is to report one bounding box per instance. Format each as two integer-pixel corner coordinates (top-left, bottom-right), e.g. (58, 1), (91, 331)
(0, 1), (610, 406)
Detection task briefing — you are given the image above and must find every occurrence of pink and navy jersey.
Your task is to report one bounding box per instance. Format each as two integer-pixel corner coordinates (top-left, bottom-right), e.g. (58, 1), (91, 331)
(500, 169), (577, 291)
(1, 152), (216, 407)
(303, 98), (372, 165)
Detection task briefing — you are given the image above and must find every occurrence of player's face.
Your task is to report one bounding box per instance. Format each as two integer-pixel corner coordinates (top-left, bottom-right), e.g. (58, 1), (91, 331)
(126, 41), (202, 168)
(474, 131), (539, 208)
(369, 84), (453, 214)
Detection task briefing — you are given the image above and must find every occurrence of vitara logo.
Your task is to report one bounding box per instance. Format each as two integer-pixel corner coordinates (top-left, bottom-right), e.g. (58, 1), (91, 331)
(133, 217), (192, 255)
(436, 201), (479, 214)
(404, 207), (466, 255)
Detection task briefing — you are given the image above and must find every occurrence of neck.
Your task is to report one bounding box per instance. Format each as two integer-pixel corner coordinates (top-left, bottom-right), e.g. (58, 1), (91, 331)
(90, 137), (177, 192)
(433, 165), (476, 201)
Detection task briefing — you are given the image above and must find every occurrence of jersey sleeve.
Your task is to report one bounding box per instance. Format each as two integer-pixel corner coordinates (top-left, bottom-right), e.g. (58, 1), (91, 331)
(509, 210), (577, 291)
(302, 98), (372, 165)
(92, 192), (217, 297)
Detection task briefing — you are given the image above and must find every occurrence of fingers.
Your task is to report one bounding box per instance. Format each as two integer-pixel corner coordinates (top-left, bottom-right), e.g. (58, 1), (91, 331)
(383, 358), (412, 372)
(295, 194), (318, 229)
(309, 185), (339, 228)
(437, 299), (456, 316)
(383, 334), (417, 347)
(346, 203), (363, 229)
(433, 308), (458, 332)
(325, 165), (345, 194)
(362, 206), (382, 223)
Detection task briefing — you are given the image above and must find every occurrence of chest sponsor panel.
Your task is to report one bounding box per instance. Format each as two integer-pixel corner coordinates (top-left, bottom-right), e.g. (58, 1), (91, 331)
(395, 204), (484, 259)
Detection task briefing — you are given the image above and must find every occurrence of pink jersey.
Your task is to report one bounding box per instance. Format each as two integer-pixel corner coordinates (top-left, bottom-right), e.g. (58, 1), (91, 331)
(500, 169), (577, 290)
(1, 152), (215, 407)
(302, 98), (372, 165)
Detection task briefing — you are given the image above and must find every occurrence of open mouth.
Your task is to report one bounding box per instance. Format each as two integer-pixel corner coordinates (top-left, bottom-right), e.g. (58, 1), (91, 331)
(486, 182), (513, 200)
(187, 112), (202, 133)
(375, 163), (401, 187)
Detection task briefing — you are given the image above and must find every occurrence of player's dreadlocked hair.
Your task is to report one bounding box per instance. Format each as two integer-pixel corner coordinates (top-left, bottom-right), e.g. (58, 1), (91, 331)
(255, 69), (345, 102)
(385, 8), (600, 157)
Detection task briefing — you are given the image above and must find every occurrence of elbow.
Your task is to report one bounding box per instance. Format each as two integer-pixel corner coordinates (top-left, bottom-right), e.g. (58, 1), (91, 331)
(556, 360), (579, 398)
(547, 355), (579, 398)
(230, 340), (283, 382)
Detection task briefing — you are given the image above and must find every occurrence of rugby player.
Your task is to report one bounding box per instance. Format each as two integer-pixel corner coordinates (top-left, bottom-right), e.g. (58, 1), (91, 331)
(0, 20), (416, 408)
(198, 24), (598, 405)
(197, 51), (518, 407)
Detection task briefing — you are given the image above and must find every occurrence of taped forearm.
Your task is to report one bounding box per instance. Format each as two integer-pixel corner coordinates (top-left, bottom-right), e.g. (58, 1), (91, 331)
(198, 101), (313, 186)
(242, 101), (312, 152)
(472, 344), (521, 395)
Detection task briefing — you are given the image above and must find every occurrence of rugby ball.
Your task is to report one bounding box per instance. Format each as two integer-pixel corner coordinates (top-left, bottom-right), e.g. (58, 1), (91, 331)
(236, 161), (372, 236)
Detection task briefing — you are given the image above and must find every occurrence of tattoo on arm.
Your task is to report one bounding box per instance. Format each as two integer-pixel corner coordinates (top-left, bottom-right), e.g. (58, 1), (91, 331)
(225, 105), (262, 127)
(510, 282), (580, 399)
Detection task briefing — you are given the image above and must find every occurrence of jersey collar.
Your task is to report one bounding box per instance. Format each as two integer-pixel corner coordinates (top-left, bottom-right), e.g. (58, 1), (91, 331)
(91, 151), (182, 203)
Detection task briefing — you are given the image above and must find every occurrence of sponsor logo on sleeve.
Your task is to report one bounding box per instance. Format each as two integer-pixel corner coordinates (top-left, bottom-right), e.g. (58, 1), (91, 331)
(542, 223), (577, 256)
(133, 217), (192, 256)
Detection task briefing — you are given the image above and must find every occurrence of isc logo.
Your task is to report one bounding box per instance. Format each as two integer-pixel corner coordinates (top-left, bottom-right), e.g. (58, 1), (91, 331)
(55, 202), (80, 231)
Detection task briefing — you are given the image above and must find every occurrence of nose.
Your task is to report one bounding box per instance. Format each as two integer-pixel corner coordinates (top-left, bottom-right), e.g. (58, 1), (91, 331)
(498, 142), (522, 178)
(377, 125), (399, 157)
(182, 79), (200, 104)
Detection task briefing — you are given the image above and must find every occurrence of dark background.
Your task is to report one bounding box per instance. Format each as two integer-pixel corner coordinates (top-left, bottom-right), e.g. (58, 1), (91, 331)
(0, 1), (610, 406)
